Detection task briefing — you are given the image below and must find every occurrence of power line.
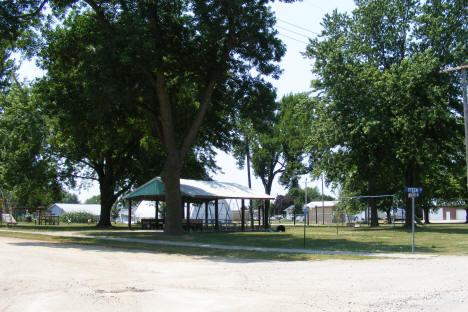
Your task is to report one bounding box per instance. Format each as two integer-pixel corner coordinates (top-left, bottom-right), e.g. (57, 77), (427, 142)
(277, 33), (309, 45)
(277, 18), (320, 36)
(277, 25), (312, 40)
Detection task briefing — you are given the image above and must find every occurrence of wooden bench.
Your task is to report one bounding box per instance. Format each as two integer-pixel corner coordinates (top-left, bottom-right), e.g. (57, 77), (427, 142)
(182, 219), (203, 232)
(36, 214), (60, 225)
(141, 218), (164, 230)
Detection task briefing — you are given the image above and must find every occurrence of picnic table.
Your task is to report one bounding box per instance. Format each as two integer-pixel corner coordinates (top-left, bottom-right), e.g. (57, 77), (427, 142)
(36, 215), (60, 225)
(140, 218), (164, 230)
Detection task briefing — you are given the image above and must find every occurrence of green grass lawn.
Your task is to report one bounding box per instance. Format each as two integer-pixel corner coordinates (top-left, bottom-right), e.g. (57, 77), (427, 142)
(85, 223), (468, 255)
(3, 222), (466, 255)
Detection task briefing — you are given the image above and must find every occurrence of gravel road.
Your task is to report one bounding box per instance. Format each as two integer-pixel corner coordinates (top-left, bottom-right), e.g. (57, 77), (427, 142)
(0, 236), (467, 312)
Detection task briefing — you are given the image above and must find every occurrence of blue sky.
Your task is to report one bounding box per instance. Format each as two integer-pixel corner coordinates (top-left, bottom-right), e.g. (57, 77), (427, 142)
(17, 0), (356, 202)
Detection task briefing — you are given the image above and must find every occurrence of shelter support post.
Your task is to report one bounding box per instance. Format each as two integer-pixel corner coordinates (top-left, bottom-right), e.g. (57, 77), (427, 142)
(205, 201), (209, 231)
(241, 199), (245, 232)
(155, 201), (159, 229)
(186, 201), (190, 230)
(264, 200), (270, 229)
(322, 205), (325, 224)
(249, 199), (254, 230)
(128, 199), (132, 229)
(215, 199), (219, 232)
(258, 201), (261, 228)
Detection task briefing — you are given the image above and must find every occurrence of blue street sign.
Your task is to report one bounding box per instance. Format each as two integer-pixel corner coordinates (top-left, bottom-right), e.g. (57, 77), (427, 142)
(303, 208), (308, 215)
(404, 187), (422, 194)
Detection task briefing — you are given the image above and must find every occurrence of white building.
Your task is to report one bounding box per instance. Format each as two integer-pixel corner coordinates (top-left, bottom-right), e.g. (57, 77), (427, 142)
(48, 203), (101, 217)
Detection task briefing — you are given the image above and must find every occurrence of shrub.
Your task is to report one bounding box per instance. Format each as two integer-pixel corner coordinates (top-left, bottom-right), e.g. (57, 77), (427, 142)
(60, 212), (97, 223)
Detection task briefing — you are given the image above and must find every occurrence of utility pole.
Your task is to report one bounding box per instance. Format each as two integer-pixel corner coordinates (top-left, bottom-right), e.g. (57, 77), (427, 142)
(305, 177), (308, 225)
(321, 173), (325, 224)
(440, 64), (468, 187)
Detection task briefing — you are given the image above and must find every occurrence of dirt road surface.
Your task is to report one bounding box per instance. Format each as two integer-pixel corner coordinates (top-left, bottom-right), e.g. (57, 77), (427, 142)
(0, 236), (467, 312)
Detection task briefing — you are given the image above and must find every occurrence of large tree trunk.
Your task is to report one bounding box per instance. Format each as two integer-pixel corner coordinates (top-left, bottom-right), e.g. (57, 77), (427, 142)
(368, 181), (379, 227)
(161, 156), (183, 235)
(369, 197), (379, 227)
(423, 207), (430, 224)
(97, 175), (116, 227)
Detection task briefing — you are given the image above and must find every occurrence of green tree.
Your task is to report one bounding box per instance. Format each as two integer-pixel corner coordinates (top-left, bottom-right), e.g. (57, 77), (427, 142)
(60, 191), (79, 204)
(37, 12), (211, 227)
(84, 195), (100, 204)
(27, 0), (291, 234)
(0, 83), (63, 208)
(305, 0), (464, 227)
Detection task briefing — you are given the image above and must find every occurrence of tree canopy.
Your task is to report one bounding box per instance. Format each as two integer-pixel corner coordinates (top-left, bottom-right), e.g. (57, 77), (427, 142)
(305, 0), (466, 226)
(4, 0), (293, 232)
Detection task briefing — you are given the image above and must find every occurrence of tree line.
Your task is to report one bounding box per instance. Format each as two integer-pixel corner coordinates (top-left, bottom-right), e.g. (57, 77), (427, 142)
(1, 0), (466, 233)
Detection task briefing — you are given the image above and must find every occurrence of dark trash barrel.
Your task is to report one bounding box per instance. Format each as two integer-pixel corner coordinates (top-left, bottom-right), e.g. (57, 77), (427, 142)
(276, 225), (285, 232)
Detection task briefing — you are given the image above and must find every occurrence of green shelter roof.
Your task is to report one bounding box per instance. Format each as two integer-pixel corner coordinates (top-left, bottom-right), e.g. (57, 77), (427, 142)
(123, 177), (273, 201)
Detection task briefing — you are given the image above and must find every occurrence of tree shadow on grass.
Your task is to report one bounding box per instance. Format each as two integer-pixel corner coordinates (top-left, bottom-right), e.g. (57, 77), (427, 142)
(80, 231), (435, 254)
(385, 224), (468, 235)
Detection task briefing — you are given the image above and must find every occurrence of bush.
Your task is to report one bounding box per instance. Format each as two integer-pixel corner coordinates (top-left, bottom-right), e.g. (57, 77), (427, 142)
(60, 212), (97, 224)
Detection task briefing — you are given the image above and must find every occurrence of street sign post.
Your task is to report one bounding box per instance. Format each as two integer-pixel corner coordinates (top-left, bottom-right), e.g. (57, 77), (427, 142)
(303, 207), (308, 248)
(405, 187), (422, 253)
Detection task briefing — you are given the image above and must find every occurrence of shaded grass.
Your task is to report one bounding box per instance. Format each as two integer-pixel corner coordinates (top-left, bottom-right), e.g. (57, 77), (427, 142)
(0, 231), (369, 261)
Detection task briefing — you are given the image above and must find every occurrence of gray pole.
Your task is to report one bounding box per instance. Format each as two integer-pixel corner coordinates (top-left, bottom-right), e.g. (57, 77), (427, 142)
(462, 68), (468, 187)
(321, 173), (325, 224)
(440, 65), (468, 187)
(412, 195), (415, 253)
(305, 178), (307, 210)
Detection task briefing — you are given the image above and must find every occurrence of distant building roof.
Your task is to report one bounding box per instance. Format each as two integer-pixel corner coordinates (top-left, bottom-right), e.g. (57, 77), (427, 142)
(124, 177), (273, 201)
(306, 201), (339, 208)
(48, 203), (101, 216)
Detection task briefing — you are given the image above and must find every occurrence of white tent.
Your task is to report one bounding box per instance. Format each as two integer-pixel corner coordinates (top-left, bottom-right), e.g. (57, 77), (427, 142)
(190, 199), (232, 223)
(134, 201), (157, 219)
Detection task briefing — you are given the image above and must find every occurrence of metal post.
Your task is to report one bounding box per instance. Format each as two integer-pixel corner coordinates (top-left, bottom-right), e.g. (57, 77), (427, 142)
(412, 195), (415, 253)
(440, 65), (468, 187)
(321, 173), (325, 224)
(305, 178), (308, 225)
(303, 214), (306, 248)
(315, 206), (317, 224)
(249, 200), (254, 230)
(186, 201), (190, 231)
(155, 200), (159, 229)
(462, 68), (468, 188)
(205, 201), (209, 230)
(128, 199), (132, 229)
(215, 199), (219, 232)
(258, 201), (261, 228)
(241, 199), (245, 232)
(264, 200), (270, 229)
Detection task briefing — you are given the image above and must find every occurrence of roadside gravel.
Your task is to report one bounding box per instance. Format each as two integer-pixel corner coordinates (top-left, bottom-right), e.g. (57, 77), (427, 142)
(0, 236), (467, 312)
